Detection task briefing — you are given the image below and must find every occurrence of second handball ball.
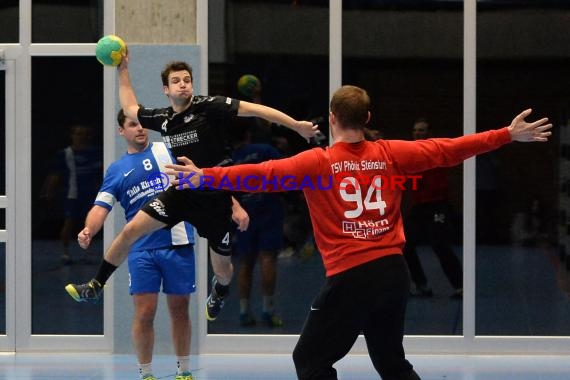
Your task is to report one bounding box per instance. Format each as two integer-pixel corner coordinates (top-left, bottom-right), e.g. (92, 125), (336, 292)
(95, 35), (126, 66)
(237, 74), (261, 98)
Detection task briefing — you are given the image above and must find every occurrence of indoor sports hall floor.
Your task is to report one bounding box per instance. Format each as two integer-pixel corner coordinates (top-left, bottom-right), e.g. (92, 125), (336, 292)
(1, 352), (570, 379)
(2, 241), (570, 379)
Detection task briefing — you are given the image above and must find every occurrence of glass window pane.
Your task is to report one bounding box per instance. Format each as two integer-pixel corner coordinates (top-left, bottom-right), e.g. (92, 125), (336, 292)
(32, 0), (102, 43)
(0, 70), (5, 195)
(32, 57), (103, 334)
(0, 0), (18, 43)
(476, 1), (570, 336)
(208, 0), (329, 334)
(0, 67), (4, 335)
(343, 2), (464, 335)
(0, 242), (4, 335)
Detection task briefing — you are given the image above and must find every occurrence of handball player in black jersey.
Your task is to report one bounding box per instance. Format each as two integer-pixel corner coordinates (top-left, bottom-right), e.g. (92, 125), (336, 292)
(66, 53), (318, 321)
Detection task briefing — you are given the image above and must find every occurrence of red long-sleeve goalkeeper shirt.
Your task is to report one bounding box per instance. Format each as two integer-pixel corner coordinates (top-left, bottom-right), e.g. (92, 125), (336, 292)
(204, 127), (511, 276)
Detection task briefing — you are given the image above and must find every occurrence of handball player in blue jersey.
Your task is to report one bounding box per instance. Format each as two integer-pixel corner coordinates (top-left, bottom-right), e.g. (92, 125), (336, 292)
(67, 110), (197, 380)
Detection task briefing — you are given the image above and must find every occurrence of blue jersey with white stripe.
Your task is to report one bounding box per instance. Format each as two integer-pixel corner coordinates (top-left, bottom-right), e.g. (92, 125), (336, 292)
(94, 142), (194, 251)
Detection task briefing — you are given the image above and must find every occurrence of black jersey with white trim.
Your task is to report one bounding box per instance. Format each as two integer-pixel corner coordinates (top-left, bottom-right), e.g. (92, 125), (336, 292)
(138, 95), (240, 168)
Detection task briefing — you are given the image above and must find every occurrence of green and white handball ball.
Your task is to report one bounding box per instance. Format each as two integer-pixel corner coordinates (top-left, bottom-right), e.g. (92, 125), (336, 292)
(237, 74), (261, 98)
(95, 35), (126, 66)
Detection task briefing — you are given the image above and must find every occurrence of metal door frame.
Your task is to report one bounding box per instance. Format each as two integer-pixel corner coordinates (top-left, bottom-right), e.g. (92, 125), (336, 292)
(0, 0), (115, 353)
(0, 52), (16, 351)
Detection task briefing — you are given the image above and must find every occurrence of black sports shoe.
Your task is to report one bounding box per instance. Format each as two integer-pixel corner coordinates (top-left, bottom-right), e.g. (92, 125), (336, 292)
(65, 279), (103, 303)
(205, 277), (227, 321)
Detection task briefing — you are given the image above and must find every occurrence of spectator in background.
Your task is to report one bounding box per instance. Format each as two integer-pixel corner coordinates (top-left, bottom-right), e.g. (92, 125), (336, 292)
(40, 124), (102, 264)
(402, 118), (463, 298)
(237, 76), (321, 261)
(230, 121), (285, 328)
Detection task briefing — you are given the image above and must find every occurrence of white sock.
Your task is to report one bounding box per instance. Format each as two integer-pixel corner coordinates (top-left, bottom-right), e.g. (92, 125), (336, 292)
(139, 362), (153, 379)
(177, 355), (190, 374)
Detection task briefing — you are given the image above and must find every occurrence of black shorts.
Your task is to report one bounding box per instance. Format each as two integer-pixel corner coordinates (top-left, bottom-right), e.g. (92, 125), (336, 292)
(141, 187), (235, 256)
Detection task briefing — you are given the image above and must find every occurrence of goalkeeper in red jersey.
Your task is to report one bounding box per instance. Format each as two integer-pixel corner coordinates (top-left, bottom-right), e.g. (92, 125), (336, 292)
(166, 85), (551, 380)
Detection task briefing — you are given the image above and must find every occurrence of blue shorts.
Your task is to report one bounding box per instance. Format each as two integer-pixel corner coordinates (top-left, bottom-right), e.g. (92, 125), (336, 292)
(128, 245), (196, 295)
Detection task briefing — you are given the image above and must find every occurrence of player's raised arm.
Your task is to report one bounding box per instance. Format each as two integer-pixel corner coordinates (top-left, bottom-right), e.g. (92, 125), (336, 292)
(117, 52), (141, 123)
(237, 101), (318, 141)
(388, 108), (552, 174)
(507, 108), (552, 142)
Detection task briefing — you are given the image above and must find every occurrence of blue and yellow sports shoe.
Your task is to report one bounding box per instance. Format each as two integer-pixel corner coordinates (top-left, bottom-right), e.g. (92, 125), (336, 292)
(175, 371), (193, 380)
(65, 279), (103, 303)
